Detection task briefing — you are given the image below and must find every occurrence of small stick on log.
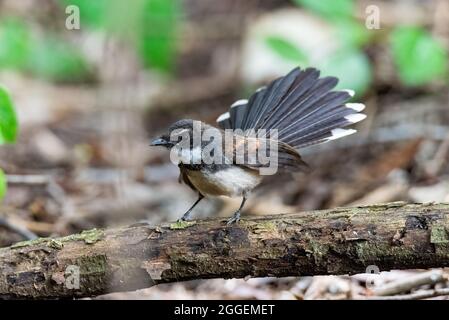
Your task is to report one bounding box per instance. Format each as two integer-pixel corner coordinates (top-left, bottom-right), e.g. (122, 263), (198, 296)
(0, 216), (37, 241)
(1, 202), (449, 299)
(371, 269), (448, 296)
(364, 288), (449, 300)
(6, 175), (50, 185)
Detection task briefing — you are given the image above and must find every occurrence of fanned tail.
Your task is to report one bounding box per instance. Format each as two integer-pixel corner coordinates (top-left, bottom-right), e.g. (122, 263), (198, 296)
(216, 67), (366, 149)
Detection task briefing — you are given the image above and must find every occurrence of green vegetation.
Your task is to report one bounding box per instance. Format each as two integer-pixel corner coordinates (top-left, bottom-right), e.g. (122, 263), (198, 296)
(293, 0), (354, 20)
(265, 36), (308, 64)
(62, 0), (181, 74)
(0, 19), (30, 70)
(265, 0), (448, 97)
(170, 220), (196, 230)
(320, 49), (372, 97)
(0, 19), (90, 82)
(29, 36), (90, 82)
(11, 228), (105, 249)
(62, 0), (108, 28)
(0, 169), (5, 200)
(139, 0), (181, 73)
(265, 0), (372, 97)
(0, 86), (18, 199)
(391, 26), (448, 86)
(0, 0), (181, 81)
(0, 86), (17, 144)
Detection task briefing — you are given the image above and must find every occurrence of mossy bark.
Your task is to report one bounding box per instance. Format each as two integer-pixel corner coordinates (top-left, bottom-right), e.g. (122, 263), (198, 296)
(1, 202), (449, 299)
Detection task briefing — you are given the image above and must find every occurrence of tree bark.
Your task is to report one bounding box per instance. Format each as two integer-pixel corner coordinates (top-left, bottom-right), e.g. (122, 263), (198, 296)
(1, 202), (449, 299)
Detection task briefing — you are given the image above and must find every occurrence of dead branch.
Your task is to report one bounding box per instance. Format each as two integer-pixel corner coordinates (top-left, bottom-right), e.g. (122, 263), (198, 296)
(1, 202), (449, 299)
(371, 269), (448, 296)
(364, 288), (449, 300)
(0, 216), (37, 241)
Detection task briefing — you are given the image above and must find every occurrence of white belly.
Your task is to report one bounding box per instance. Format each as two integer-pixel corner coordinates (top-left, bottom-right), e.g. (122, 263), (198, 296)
(186, 167), (262, 197)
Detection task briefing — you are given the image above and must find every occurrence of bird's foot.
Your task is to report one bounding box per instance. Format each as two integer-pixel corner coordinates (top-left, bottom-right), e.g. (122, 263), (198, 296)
(226, 211), (241, 225)
(177, 211), (192, 222)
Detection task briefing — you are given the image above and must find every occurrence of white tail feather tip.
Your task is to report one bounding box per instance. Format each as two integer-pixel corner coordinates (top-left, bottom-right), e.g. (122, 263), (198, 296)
(343, 89), (355, 97)
(346, 103), (365, 112)
(344, 113), (367, 123)
(231, 99), (248, 108)
(217, 112), (230, 122)
(328, 128), (357, 140)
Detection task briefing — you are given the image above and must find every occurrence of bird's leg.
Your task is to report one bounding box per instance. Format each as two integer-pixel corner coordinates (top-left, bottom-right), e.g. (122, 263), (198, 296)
(226, 195), (247, 225)
(178, 194), (204, 222)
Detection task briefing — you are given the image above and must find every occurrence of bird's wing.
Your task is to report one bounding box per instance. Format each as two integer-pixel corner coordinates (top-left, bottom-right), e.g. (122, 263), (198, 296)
(178, 165), (200, 192)
(229, 134), (309, 172)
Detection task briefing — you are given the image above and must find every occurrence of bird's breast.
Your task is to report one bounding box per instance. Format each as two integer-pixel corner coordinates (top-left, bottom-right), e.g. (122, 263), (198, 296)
(185, 166), (262, 197)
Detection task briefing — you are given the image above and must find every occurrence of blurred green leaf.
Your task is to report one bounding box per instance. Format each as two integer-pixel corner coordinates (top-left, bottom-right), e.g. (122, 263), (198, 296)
(61, 0), (108, 28)
(0, 16), (90, 82)
(334, 18), (370, 48)
(265, 36), (308, 63)
(0, 169), (6, 200)
(264, 33), (371, 96)
(139, 0), (180, 73)
(0, 19), (31, 69)
(27, 36), (90, 82)
(293, 0), (354, 19)
(319, 49), (372, 97)
(391, 26), (448, 86)
(62, 0), (180, 73)
(0, 86), (18, 144)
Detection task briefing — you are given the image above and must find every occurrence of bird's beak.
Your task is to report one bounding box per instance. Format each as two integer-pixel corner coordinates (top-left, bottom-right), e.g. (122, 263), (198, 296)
(150, 137), (169, 147)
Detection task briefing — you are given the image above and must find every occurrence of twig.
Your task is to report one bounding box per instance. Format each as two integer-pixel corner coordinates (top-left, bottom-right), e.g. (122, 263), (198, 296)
(6, 173), (69, 213)
(8, 215), (54, 236)
(372, 270), (448, 296)
(0, 216), (37, 240)
(363, 288), (449, 300)
(425, 132), (449, 176)
(6, 174), (49, 185)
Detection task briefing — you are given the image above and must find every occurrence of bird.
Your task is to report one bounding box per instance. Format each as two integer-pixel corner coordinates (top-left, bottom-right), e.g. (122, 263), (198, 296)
(150, 67), (366, 224)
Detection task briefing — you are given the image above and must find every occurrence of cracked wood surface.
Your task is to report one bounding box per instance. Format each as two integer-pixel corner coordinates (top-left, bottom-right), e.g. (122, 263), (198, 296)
(1, 202), (449, 299)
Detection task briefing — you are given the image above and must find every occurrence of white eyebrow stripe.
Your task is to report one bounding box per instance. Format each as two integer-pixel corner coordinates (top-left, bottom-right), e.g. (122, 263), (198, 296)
(173, 128), (190, 136)
(346, 103), (365, 112)
(231, 99), (248, 108)
(217, 112), (230, 122)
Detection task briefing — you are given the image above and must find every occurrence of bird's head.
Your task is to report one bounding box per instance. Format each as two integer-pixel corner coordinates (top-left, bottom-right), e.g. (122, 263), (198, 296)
(150, 119), (204, 149)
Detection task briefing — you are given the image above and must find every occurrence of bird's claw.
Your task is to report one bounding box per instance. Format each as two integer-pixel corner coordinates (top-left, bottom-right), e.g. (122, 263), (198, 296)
(226, 211), (241, 225)
(177, 212), (192, 223)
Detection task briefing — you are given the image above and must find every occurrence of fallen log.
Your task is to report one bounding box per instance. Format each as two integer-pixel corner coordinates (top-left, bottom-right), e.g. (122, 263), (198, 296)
(1, 202), (449, 299)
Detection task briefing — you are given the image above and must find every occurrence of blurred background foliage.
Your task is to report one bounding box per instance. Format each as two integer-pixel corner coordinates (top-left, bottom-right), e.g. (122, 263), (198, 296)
(0, 0), (449, 300)
(264, 0), (448, 96)
(0, 0), (181, 80)
(0, 86), (17, 199)
(0, 18), (90, 81)
(0, 86), (17, 144)
(0, 0), (447, 229)
(391, 26), (448, 86)
(0, 0), (446, 87)
(61, 0), (181, 73)
(0, 0), (447, 232)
